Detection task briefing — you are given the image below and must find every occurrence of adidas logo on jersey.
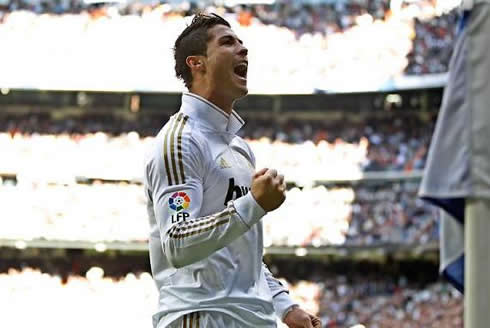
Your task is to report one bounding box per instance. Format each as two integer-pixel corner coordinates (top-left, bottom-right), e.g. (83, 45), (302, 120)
(224, 178), (250, 205)
(219, 157), (232, 169)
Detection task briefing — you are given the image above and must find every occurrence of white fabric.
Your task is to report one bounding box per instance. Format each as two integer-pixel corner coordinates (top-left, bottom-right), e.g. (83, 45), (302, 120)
(439, 210), (464, 273)
(419, 3), (490, 293)
(419, 3), (490, 200)
(144, 93), (296, 328)
(163, 311), (268, 328)
(462, 0), (490, 10)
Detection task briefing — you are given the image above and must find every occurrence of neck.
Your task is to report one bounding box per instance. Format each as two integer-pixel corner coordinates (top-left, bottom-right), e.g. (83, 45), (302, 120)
(189, 87), (234, 115)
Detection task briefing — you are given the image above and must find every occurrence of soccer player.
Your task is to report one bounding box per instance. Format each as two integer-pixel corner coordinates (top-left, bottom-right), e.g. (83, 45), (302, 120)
(144, 13), (321, 328)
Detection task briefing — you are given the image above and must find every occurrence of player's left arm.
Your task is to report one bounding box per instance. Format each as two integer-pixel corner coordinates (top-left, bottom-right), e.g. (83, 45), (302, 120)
(262, 262), (297, 319)
(247, 141), (321, 327)
(262, 263), (321, 328)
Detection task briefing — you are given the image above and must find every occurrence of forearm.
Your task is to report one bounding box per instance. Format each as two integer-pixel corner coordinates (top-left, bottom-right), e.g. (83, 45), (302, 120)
(164, 193), (265, 268)
(262, 263), (298, 320)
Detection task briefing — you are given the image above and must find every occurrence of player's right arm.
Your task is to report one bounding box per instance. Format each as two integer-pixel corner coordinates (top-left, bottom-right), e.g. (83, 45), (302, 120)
(145, 127), (284, 269)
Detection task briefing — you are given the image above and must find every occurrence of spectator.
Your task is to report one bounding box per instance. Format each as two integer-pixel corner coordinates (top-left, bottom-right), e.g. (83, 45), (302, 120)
(0, 0), (458, 94)
(0, 179), (437, 247)
(0, 267), (462, 328)
(0, 113), (436, 182)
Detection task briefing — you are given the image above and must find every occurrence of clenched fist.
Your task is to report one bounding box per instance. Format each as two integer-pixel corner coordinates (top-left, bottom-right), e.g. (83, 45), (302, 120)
(284, 306), (322, 328)
(251, 168), (286, 212)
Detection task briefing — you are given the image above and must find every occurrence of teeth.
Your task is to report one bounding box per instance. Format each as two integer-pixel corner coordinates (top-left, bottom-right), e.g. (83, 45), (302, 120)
(234, 63), (248, 78)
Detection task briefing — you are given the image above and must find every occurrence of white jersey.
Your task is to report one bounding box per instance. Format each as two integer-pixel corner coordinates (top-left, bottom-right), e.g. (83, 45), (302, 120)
(144, 92), (296, 328)
(462, 0), (490, 10)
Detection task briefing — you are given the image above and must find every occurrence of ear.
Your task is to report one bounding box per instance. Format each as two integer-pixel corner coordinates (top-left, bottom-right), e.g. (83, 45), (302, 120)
(186, 55), (206, 74)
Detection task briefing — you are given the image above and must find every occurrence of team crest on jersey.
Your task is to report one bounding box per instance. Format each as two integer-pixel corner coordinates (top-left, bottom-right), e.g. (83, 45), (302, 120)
(169, 191), (191, 212)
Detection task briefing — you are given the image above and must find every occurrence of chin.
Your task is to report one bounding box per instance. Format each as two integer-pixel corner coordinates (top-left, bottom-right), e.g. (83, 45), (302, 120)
(230, 75), (248, 99)
(234, 85), (248, 99)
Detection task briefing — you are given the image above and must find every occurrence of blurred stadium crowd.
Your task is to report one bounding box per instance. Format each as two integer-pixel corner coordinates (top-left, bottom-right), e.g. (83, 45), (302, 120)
(0, 112), (438, 247)
(0, 1), (463, 327)
(0, 179), (437, 247)
(264, 182), (436, 247)
(0, 0), (457, 93)
(0, 107), (448, 326)
(0, 267), (462, 328)
(0, 113), (434, 181)
(405, 11), (457, 75)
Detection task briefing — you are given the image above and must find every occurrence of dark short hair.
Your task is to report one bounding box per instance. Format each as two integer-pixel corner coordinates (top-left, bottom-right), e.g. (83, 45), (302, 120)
(174, 13), (231, 89)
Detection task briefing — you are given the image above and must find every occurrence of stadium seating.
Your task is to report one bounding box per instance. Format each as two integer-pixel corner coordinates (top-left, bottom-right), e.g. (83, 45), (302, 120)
(0, 0), (456, 93)
(0, 114), (435, 182)
(0, 267), (462, 328)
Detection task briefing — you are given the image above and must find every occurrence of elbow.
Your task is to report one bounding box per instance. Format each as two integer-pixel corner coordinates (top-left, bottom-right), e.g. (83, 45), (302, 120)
(163, 239), (190, 269)
(166, 253), (187, 269)
(167, 256), (186, 269)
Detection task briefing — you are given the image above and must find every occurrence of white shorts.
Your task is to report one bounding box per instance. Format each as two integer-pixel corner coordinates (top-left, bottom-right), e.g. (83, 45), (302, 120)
(165, 311), (249, 328)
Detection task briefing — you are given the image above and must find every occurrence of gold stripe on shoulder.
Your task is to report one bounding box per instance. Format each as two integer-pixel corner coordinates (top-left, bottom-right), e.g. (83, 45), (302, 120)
(196, 312), (200, 328)
(177, 115), (189, 184)
(169, 113), (183, 185)
(189, 312), (194, 328)
(163, 117), (176, 186)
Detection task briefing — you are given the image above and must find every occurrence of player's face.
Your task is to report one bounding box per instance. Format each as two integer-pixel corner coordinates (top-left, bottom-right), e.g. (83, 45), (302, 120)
(204, 25), (248, 101)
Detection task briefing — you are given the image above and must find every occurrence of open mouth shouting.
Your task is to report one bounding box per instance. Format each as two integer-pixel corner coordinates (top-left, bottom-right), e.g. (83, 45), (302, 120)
(233, 61), (248, 83)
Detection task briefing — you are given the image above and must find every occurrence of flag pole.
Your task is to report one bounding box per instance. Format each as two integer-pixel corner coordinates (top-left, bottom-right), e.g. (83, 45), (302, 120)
(465, 199), (490, 328)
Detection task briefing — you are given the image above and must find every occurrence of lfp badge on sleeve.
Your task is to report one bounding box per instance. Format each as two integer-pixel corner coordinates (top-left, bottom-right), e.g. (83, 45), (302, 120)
(169, 191), (191, 223)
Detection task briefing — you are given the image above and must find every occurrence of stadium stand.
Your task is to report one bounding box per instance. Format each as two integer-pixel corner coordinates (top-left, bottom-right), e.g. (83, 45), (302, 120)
(0, 179), (437, 247)
(0, 1), (463, 327)
(0, 261), (462, 328)
(0, 112), (435, 182)
(0, 0), (456, 93)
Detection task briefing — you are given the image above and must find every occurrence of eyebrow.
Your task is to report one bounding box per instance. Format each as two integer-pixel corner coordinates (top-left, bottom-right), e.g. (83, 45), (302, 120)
(218, 34), (243, 45)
